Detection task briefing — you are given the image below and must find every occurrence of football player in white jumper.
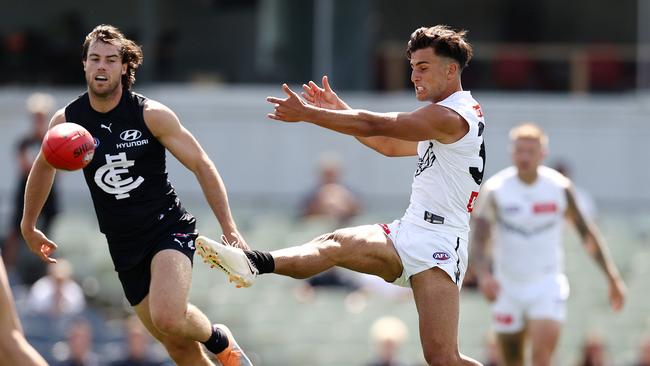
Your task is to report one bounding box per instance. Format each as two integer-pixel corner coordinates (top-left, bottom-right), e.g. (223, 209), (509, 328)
(470, 123), (626, 366)
(197, 25), (486, 366)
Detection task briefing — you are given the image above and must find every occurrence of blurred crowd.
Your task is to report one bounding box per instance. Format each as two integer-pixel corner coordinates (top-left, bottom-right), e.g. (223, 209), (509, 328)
(0, 8), (638, 92)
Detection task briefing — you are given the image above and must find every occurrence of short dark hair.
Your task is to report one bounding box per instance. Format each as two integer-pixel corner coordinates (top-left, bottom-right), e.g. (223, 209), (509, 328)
(406, 25), (473, 71)
(82, 24), (143, 89)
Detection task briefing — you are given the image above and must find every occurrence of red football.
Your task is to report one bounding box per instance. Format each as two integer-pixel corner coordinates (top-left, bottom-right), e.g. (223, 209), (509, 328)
(42, 122), (95, 171)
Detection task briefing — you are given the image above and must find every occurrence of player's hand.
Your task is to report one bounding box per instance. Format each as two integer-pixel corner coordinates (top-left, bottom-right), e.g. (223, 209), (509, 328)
(22, 228), (58, 263)
(267, 84), (313, 122)
(221, 231), (250, 251)
(301, 75), (345, 110)
(608, 277), (626, 312)
(478, 273), (499, 302)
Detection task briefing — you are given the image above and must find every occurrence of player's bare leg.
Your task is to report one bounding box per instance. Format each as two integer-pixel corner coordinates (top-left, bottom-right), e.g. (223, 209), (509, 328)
(411, 268), (482, 366)
(196, 225), (402, 287)
(148, 250), (212, 341)
(496, 330), (526, 366)
(0, 260), (48, 366)
(198, 225), (481, 364)
(134, 249), (212, 365)
(134, 296), (211, 365)
(528, 319), (561, 366)
(137, 249), (251, 365)
(272, 225), (403, 281)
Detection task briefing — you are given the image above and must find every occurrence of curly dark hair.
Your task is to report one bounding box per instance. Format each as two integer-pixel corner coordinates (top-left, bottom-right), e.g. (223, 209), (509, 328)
(406, 25), (473, 71)
(82, 24), (143, 89)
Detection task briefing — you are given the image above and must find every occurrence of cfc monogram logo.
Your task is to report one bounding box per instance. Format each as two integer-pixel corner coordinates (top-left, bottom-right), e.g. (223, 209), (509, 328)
(94, 153), (144, 200)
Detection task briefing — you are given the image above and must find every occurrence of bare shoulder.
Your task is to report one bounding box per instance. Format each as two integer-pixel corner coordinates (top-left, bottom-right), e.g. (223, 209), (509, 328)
(143, 99), (181, 136)
(417, 103), (469, 140)
(143, 99), (177, 121)
(438, 105), (470, 135)
(49, 108), (68, 127)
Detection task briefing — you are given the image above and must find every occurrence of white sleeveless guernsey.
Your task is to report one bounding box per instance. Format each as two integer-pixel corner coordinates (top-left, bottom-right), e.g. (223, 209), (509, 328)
(401, 91), (486, 241)
(481, 166), (570, 283)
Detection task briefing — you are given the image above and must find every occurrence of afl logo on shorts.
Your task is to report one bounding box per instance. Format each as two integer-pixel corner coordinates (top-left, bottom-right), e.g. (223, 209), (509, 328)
(120, 129), (142, 141)
(433, 252), (451, 261)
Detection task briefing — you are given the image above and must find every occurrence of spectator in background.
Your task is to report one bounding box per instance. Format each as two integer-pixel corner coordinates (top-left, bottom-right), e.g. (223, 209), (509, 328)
(110, 315), (170, 366)
(295, 153), (363, 300)
(27, 259), (85, 317)
(3, 92), (60, 281)
(300, 153), (361, 225)
(56, 319), (101, 366)
(632, 334), (650, 366)
(366, 316), (408, 366)
(553, 160), (598, 222)
(576, 331), (610, 366)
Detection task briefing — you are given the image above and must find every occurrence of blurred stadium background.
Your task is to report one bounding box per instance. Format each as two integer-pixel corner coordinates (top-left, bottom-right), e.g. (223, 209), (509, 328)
(2, 0), (650, 365)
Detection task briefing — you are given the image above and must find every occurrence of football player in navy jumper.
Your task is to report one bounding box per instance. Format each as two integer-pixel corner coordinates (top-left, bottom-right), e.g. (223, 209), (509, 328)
(21, 24), (252, 366)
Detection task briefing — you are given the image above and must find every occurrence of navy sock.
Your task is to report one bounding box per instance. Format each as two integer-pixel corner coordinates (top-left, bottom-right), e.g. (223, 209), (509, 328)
(244, 250), (275, 274)
(202, 324), (229, 354)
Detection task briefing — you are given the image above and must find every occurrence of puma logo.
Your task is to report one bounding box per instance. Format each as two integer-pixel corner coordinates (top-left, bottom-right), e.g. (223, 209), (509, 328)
(101, 123), (112, 133)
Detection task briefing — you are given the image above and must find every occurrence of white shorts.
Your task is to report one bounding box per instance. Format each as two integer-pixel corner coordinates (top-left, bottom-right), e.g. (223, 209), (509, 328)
(380, 220), (468, 290)
(491, 274), (569, 333)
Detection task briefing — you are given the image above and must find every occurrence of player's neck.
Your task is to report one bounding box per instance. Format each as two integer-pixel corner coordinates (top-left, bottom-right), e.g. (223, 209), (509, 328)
(88, 86), (123, 113)
(517, 170), (538, 185)
(435, 81), (463, 103)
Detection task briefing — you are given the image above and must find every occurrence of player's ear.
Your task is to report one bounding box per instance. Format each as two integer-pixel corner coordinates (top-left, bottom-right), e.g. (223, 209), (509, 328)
(447, 61), (459, 80)
(121, 63), (127, 75)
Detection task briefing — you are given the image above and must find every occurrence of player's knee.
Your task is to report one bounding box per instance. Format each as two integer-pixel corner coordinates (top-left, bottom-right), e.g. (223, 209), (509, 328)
(311, 228), (357, 266)
(315, 232), (342, 261)
(532, 349), (551, 366)
(150, 309), (184, 336)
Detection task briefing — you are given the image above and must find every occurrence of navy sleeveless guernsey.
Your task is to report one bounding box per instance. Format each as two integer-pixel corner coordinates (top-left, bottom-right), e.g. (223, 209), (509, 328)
(64, 89), (195, 270)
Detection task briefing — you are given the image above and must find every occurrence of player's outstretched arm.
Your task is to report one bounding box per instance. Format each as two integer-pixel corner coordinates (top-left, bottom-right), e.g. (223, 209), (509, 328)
(565, 185), (626, 311)
(21, 110), (65, 264)
(301, 76), (417, 157)
(267, 84), (465, 149)
(144, 100), (248, 249)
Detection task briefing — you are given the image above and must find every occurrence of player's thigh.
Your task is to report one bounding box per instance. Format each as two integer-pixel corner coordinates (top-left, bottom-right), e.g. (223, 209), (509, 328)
(0, 260), (21, 333)
(496, 330), (526, 366)
(410, 267), (463, 362)
(149, 249), (193, 315)
(528, 319), (561, 356)
(331, 224), (402, 282)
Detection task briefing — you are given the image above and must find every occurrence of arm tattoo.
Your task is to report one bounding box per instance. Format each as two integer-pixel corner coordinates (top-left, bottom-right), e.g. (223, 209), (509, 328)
(565, 187), (617, 279)
(566, 187), (589, 239)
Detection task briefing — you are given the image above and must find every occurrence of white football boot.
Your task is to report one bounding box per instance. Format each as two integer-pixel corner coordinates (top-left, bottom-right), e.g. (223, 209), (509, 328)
(196, 235), (258, 288)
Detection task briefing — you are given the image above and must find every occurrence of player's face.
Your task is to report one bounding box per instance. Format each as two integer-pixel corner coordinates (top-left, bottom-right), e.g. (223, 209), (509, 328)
(83, 40), (127, 98)
(511, 137), (545, 174)
(410, 48), (456, 102)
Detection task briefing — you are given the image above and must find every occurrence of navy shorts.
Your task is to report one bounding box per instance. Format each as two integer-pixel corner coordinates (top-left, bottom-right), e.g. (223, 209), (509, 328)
(116, 220), (197, 306)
